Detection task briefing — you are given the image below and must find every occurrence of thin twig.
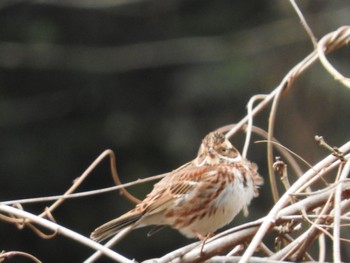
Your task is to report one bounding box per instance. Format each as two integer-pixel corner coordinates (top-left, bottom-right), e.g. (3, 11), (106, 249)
(267, 87), (283, 203)
(84, 226), (135, 263)
(317, 26), (350, 89)
(256, 140), (313, 169)
(1, 173), (167, 206)
(39, 149), (137, 217)
(318, 233), (326, 263)
(107, 149), (142, 204)
(0, 250), (42, 263)
(333, 160), (350, 262)
(242, 95), (267, 158)
(289, 0), (318, 47)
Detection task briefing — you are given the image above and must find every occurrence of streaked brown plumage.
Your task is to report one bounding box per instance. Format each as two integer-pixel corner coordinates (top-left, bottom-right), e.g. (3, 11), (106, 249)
(91, 131), (263, 242)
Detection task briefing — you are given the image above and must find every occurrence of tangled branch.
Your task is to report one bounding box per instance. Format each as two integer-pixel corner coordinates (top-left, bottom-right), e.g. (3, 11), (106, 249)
(1, 2), (349, 262)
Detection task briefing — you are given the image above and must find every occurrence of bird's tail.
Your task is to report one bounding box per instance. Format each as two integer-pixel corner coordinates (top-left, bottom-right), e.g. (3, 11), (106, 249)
(90, 213), (142, 242)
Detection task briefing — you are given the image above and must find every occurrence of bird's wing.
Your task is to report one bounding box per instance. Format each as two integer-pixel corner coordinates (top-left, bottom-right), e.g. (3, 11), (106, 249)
(141, 165), (218, 216)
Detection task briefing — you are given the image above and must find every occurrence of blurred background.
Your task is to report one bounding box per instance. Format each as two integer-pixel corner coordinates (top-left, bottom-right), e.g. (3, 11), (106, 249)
(0, 0), (349, 262)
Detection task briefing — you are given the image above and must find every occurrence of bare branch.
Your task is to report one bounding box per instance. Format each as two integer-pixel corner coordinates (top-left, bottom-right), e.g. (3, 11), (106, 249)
(0, 205), (133, 263)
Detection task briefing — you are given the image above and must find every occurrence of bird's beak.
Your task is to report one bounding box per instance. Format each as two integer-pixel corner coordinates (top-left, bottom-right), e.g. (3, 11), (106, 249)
(208, 147), (215, 157)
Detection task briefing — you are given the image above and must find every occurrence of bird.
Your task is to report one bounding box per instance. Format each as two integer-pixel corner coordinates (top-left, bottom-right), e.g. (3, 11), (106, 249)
(90, 131), (263, 242)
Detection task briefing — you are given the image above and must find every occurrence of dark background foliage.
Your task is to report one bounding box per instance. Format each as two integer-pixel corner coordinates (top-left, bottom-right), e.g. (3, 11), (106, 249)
(0, 0), (349, 262)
